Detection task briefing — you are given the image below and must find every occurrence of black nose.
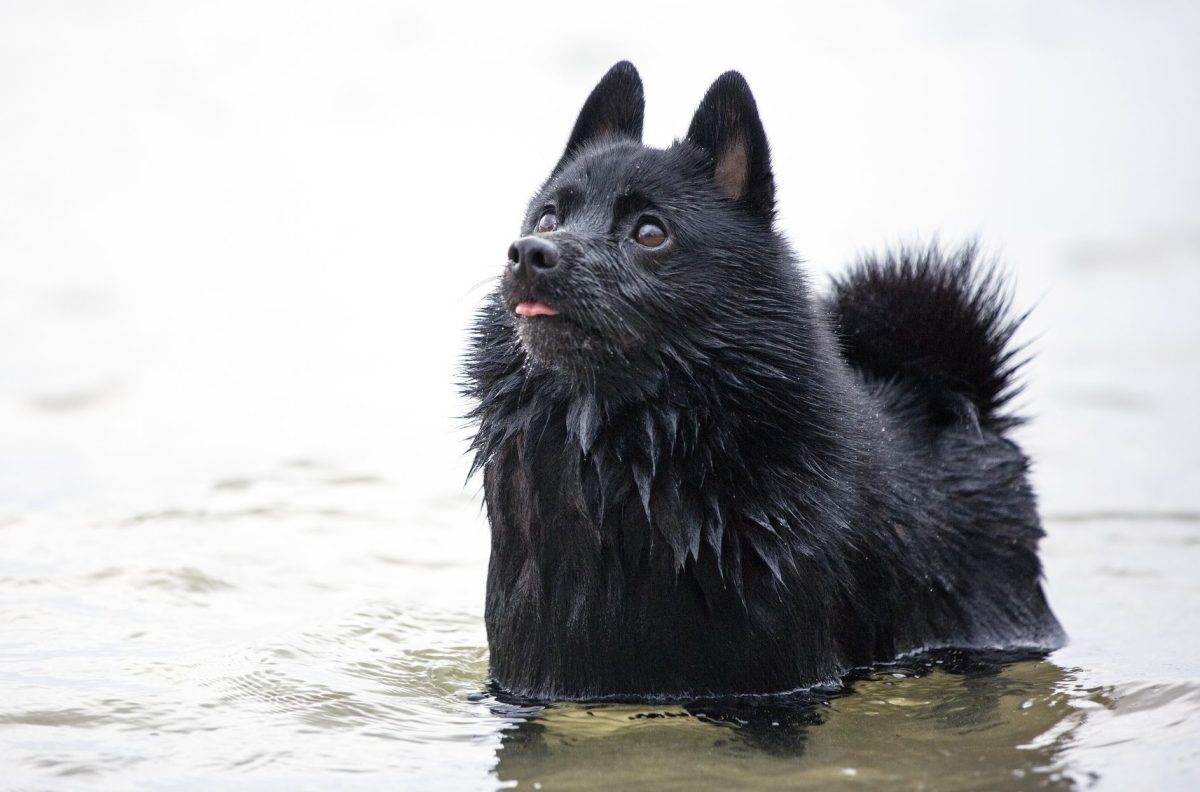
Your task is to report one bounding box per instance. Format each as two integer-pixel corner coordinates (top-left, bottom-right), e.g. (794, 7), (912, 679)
(507, 236), (560, 280)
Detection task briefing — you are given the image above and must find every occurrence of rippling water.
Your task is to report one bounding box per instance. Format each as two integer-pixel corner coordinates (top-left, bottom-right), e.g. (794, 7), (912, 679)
(5, 483), (1198, 789)
(2, 2), (1199, 789)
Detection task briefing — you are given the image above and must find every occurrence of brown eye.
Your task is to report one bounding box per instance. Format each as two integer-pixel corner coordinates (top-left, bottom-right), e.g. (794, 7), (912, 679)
(634, 219), (667, 248)
(536, 211), (557, 233)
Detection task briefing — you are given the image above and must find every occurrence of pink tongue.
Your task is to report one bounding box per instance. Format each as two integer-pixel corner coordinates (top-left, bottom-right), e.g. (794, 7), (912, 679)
(516, 301), (559, 317)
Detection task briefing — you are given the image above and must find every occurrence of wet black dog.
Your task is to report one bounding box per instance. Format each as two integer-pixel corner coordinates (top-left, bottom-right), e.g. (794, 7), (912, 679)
(464, 61), (1064, 700)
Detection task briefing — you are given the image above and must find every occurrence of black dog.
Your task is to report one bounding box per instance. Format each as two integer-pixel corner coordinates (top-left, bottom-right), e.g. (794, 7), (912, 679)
(464, 61), (1064, 700)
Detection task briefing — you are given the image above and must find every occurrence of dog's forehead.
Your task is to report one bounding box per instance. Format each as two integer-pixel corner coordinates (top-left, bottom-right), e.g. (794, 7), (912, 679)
(551, 142), (686, 204)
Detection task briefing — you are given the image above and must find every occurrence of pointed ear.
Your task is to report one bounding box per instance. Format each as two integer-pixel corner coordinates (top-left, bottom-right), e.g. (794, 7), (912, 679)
(553, 61), (644, 175)
(686, 71), (775, 220)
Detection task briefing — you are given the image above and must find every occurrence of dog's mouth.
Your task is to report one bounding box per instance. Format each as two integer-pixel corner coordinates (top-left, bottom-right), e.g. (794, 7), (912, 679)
(503, 289), (649, 377)
(507, 294), (607, 371)
(514, 301), (559, 318)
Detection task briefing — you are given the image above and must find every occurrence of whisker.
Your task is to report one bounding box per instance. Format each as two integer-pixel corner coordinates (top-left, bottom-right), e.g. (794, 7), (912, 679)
(457, 274), (502, 303)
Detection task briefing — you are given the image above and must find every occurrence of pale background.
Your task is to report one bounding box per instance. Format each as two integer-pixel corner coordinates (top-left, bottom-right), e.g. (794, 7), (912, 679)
(1, 1), (1198, 788)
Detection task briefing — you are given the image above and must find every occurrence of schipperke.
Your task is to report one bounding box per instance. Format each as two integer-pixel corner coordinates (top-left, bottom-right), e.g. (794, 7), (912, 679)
(464, 61), (1065, 701)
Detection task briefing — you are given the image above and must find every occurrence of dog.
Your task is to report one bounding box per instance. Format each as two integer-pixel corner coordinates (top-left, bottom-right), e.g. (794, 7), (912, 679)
(464, 61), (1065, 701)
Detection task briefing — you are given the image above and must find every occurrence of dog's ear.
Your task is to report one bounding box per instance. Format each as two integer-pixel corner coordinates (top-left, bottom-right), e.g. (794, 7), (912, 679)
(553, 61), (644, 175)
(686, 71), (775, 220)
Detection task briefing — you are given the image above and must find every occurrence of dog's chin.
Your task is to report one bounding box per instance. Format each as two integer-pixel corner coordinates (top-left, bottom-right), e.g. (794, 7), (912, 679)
(514, 317), (666, 400)
(515, 315), (608, 373)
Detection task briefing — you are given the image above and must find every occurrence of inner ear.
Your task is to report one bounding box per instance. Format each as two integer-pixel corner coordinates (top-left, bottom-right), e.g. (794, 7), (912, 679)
(685, 71), (775, 220)
(713, 135), (749, 201)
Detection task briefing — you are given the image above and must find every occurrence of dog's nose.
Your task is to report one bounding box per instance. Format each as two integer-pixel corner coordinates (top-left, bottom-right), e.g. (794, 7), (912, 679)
(507, 236), (560, 279)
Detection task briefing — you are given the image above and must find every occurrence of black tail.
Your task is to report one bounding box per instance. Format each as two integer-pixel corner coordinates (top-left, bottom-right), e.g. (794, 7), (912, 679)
(828, 242), (1028, 432)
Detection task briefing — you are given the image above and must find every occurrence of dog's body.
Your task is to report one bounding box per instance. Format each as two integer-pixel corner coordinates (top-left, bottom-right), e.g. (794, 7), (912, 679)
(465, 62), (1064, 700)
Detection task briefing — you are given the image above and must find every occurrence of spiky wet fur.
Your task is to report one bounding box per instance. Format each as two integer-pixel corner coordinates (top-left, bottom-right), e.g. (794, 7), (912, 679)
(464, 62), (1064, 701)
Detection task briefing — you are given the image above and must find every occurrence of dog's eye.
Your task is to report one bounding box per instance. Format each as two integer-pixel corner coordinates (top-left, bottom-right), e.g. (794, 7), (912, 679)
(536, 211), (558, 233)
(634, 219), (667, 248)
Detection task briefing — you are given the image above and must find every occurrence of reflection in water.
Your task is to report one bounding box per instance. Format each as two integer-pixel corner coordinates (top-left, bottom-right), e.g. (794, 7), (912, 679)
(490, 654), (1101, 790)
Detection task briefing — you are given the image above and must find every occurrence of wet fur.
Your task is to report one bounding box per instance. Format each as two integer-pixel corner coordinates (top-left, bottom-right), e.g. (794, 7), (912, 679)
(464, 62), (1064, 700)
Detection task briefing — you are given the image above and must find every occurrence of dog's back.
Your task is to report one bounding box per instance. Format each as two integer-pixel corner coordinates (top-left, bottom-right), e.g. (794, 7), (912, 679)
(824, 244), (1064, 661)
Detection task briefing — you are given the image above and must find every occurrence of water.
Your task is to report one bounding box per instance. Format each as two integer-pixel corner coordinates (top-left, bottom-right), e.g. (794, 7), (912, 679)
(2, 2), (1199, 789)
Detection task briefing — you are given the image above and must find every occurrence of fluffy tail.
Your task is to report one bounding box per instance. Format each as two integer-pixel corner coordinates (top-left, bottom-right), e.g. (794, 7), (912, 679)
(828, 242), (1028, 432)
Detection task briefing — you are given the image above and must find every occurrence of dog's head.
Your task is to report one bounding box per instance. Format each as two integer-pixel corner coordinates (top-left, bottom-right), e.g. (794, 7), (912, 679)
(499, 61), (788, 388)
